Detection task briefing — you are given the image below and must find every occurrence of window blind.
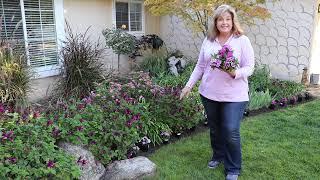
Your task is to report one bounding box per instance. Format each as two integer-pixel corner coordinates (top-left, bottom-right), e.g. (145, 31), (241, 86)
(24, 0), (58, 67)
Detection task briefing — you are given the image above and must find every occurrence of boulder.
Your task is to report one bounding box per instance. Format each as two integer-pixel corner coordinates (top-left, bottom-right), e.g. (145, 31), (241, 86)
(58, 142), (105, 180)
(102, 156), (156, 180)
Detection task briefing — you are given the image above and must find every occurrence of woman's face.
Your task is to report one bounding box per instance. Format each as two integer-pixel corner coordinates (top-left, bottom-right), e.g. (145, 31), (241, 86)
(216, 11), (233, 34)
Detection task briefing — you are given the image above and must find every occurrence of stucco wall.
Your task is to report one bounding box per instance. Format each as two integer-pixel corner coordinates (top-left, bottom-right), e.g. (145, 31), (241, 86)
(160, 0), (318, 81)
(63, 0), (160, 72)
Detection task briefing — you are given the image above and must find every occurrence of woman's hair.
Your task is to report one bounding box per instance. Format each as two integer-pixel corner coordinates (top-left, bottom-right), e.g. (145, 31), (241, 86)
(207, 4), (244, 41)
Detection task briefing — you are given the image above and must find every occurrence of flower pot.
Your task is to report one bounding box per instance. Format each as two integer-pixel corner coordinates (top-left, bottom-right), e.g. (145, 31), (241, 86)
(163, 139), (170, 144)
(203, 121), (208, 126)
(297, 94), (303, 102)
(175, 132), (182, 138)
(189, 126), (196, 132)
(138, 143), (149, 152)
(269, 104), (276, 110)
(305, 92), (311, 100)
(243, 110), (249, 117)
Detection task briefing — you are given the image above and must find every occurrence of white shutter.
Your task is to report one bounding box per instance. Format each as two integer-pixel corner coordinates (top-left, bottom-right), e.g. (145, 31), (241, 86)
(23, 0), (58, 68)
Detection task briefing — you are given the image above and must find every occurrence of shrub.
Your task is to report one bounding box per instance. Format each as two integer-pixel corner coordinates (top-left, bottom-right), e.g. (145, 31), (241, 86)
(53, 24), (105, 99)
(249, 65), (271, 92)
(248, 89), (273, 110)
(268, 79), (305, 100)
(0, 43), (32, 107)
(138, 50), (168, 77)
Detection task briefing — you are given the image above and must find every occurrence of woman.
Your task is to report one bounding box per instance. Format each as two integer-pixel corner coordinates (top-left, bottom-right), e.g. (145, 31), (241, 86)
(180, 4), (254, 180)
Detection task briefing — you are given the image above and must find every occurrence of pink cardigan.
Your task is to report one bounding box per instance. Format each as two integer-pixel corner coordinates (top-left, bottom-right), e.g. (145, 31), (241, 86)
(186, 35), (255, 102)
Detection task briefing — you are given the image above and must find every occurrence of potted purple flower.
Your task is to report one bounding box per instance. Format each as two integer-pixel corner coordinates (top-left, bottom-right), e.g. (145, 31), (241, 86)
(269, 100), (277, 110)
(297, 94), (303, 102)
(289, 96), (297, 105)
(161, 131), (171, 143)
(137, 136), (151, 152)
(279, 98), (287, 107)
(305, 92), (311, 100)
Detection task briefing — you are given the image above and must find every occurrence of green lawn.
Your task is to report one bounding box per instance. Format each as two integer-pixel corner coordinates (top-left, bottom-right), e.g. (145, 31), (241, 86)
(148, 100), (320, 179)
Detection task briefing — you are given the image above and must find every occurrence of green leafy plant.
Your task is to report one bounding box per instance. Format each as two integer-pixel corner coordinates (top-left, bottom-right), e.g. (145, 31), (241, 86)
(53, 24), (106, 100)
(0, 111), (80, 179)
(248, 89), (273, 110)
(249, 65), (271, 92)
(268, 79), (305, 100)
(138, 51), (168, 77)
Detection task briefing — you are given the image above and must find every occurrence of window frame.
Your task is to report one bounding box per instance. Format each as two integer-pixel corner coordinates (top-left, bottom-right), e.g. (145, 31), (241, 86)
(112, 0), (145, 36)
(0, 0), (64, 78)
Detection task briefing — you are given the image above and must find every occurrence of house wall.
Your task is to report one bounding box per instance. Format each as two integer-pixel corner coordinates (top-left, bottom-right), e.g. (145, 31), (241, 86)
(309, 0), (320, 75)
(159, 0), (318, 82)
(63, 0), (160, 72)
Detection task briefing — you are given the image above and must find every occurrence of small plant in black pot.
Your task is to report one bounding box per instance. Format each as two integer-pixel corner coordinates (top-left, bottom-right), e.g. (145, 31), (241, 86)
(243, 109), (250, 117)
(161, 131), (171, 143)
(175, 132), (182, 138)
(305, 92), (311, 100)
(137, 136), (151, 152)
(127, 145), (139, 159)
(269, 100), (277, 110)
(289, 96), (297, 105)
(279, 98), (287, 107)
(297, 94), (303, 102)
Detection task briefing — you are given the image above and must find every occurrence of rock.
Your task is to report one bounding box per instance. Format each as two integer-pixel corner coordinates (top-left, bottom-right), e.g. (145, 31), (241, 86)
(102, 156), (156, 180)
(58, 142), (105, 180)
(168, 56), (187, 76)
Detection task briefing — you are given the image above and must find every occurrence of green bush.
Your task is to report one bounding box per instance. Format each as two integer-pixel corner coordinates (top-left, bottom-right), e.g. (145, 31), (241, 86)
(249, 65), (271, 92)
(154, 63), (195, 87)
(248, 89), (273, 110)
(268, 79), (305, 100)
(0, 111), (80, 179)
(138, 50), (168, 77)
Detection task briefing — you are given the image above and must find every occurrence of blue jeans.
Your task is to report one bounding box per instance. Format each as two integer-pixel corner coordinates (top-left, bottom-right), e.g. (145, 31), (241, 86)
(201, 95), (247, 175)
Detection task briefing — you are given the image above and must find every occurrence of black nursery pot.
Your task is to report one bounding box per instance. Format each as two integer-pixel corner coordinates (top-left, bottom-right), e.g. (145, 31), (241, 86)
(243, 110), (250, 117)
(137, 143), (149, 152)
(269, 104), (276, 110)
(297, 94), (303, 102)
(305, 92), (311, 100)
(175, 132), (182, 138)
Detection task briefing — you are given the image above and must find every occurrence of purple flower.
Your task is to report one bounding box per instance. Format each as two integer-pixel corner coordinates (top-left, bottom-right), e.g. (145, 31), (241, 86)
(131, 113), (141, 122)
(125, 109), (131, 115)
(76, 126), (84, 131)
(0, 104), (5, 113)
(2, 130), (14, 142)
(47, 160), (55, 168)
(52, 127), (60, 137)
(115, 98), (121, 105)
(77, 156), (87, 166)
(7, 157), (17, 164)
(271, 100), (277, 105)
(47, 120), (53, 126)
(82, 97), (92, 104)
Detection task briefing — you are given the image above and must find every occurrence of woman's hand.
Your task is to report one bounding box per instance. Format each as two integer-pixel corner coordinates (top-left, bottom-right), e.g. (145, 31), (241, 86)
(180, 86), (192, 100)
(218, 68), (236, 78)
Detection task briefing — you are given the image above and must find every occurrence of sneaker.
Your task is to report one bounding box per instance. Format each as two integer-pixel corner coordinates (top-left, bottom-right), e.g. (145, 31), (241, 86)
(226, 174), (238, 180)
(207, 160), (221, 169)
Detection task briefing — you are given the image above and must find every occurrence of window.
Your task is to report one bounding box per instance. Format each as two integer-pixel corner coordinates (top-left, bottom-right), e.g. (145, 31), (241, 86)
(0, 0), (61, 77)
(24, 0), (58, 67)
(114, 0), (143, 32)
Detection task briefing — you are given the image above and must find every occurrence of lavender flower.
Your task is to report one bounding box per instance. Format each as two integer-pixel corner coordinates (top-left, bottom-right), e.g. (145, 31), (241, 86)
(47, 160), (55, 168)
